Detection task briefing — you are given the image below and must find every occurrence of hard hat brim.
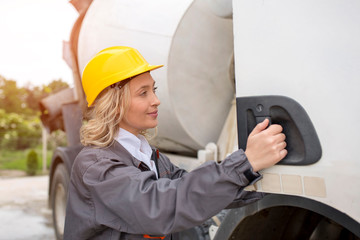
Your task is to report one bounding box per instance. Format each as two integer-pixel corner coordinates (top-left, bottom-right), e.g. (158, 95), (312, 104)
(87, 64), (163, 107)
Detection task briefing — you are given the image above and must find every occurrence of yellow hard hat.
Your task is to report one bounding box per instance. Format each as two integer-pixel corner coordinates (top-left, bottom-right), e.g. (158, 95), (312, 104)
(82, 46), (163, 107)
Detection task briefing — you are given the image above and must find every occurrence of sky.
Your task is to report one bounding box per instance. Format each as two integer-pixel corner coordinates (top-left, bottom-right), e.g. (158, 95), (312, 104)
(0, 0), (78, 88)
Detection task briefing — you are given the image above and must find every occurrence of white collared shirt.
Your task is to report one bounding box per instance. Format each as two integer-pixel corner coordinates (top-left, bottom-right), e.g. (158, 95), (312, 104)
(114, 128), (158, 178)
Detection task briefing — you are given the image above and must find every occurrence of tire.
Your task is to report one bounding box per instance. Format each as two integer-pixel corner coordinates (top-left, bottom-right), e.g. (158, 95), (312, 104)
(50, 163), (69, 240)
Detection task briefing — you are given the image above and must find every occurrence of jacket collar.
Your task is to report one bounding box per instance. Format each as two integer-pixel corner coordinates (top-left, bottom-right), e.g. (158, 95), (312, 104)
(108, 140), (142, 168)
(108, 140), (160, 173)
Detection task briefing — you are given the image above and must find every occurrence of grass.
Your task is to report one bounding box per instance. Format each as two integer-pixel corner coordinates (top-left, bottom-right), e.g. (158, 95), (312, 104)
(0, 146), (53, 174)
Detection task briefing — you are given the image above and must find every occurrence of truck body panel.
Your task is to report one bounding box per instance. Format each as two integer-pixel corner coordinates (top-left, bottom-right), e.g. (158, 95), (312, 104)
(233, 0), (360, 224)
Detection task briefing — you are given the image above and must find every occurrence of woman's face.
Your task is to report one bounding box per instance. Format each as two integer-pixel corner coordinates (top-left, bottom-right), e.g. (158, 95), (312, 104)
(120, 72), (160, 135)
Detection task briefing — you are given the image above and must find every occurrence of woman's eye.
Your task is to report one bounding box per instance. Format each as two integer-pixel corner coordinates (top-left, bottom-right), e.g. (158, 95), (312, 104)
(153, 86), (158, 93)
(140, 91), (147, 96)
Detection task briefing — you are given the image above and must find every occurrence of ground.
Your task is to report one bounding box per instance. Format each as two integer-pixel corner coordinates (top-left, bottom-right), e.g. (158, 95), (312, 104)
(0, 171), (55, 240)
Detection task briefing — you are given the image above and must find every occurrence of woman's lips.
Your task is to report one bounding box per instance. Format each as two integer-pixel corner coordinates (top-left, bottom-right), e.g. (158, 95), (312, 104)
(148, 110), (158, 118)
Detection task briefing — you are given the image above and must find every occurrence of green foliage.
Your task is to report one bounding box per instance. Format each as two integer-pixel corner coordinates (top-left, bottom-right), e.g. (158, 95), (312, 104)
(24, 86), (44, 114)
(0, 147), (52, 172)
(46, 79), (69, 93)
(0, 109), (42, 150)
(0, 75), (70, 172)
(0, 76), (26, 114)
(0, 75), (69, 115)
(0, 149), (27, 170)
(26, 150), (38, 176)
(0, 76), (70, 150)
(47, 130), (68, 150)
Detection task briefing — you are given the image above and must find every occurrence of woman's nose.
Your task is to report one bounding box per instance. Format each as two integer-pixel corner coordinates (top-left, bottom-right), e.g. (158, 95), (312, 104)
(152, 93), (161, 106)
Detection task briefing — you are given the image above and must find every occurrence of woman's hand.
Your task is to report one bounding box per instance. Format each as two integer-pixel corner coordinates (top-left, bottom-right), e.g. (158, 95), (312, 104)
(245, 119), (287, 172)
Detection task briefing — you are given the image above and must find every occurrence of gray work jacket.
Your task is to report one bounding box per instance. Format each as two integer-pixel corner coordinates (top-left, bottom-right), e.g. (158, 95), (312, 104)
(64, 141), (263, 240)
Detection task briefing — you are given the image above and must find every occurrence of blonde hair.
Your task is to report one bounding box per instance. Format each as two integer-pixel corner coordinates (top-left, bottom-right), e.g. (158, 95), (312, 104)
(80, 82), (131, 147)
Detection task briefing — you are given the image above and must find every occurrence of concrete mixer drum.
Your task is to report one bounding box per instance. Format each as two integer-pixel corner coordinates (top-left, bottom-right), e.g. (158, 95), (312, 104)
(77, 0), (235, 155)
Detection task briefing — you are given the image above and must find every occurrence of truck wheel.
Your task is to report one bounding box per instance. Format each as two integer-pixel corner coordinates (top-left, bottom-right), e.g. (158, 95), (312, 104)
(51, 163), (69, 240)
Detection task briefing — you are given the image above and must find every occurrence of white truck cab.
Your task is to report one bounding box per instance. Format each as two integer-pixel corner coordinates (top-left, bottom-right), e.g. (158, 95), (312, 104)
(215, 1), (360, 238)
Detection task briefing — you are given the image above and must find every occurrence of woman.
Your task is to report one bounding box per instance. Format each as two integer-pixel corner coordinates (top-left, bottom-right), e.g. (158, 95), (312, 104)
(64, 46), (287, 240)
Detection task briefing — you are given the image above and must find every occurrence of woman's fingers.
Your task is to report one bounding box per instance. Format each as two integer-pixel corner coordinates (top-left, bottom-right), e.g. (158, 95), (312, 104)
(279, 148), (288, 159)
(249, 119), (270, 137)
(266, 124), (283, 135)
(245, 123), (288, 172)
(277, 141), (287, 151)
(274, 133), (286, 143)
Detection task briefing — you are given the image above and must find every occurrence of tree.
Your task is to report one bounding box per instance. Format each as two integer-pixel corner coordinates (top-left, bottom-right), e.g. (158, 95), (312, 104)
(26, 150), (39, 176)
(0, 109), (41, 150)
(24, 85), (43, 113)
(0, 76), (69, 150)
(0, 75), (69, 114)
(0, 76), (26, 114)
(26, 78), (69, 113)
(46, 79), (69, 94)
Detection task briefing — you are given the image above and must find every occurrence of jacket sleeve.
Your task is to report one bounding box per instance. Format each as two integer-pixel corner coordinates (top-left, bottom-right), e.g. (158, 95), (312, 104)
(82, 149), (262, 235)
(160, 151), (264, 209)
(225, 167), (264, 209)
(158, 152), (188, 179)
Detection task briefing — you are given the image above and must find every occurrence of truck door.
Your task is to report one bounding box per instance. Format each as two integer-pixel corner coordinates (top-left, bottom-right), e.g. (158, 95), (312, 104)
(212, 0), (360, 239)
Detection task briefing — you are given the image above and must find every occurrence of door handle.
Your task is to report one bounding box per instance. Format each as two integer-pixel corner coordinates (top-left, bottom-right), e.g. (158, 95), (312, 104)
(236, 95), (322, 165)
(256, 116), (272, 125)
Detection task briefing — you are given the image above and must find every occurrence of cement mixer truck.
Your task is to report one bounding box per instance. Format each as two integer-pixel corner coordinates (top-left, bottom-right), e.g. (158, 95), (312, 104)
(40, 0), (360, 239)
